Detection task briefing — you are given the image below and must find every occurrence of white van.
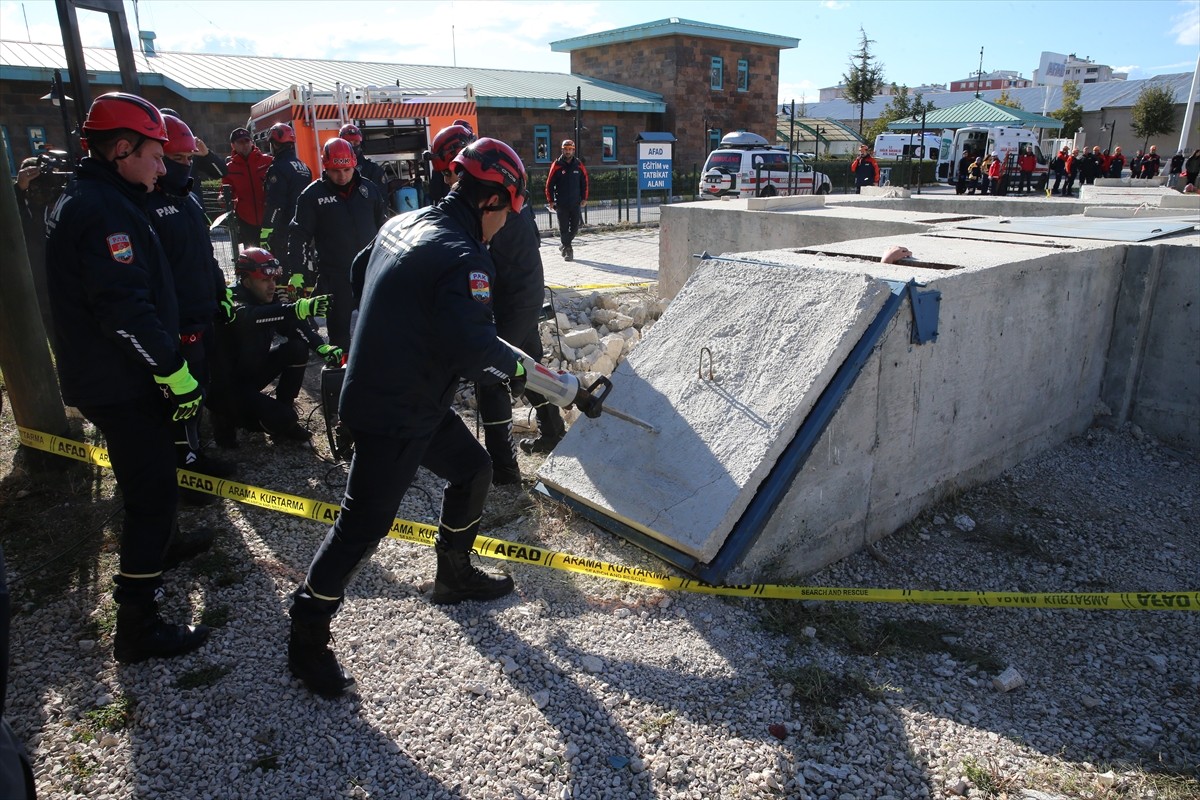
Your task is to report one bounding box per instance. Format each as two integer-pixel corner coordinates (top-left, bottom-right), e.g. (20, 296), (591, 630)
(873, 132), (942, 162)
(935, 126), (1049, 189)
(699, 131), (832, 198)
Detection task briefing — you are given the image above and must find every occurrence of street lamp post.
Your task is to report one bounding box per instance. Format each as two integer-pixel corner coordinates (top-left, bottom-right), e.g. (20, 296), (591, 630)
(41, 69), (76, 160)
(1102, 122), (1116, 152)
(558, 86), (582, 157)
(910, 106), (928, 194)
(813, 126), (826, 194)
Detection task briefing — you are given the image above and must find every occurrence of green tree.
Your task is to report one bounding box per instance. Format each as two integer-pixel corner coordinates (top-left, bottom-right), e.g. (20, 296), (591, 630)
(1050, 80), (1082, 138)
(842, 27), (885, 137)
(1130, 84), (1177, 150)
(865, 86), (937, 146)
(994, 88), (1023, 110)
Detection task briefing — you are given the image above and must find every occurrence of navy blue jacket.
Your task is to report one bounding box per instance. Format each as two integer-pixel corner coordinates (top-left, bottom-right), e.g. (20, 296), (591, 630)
(545, 156), (589, 207)
(263, 144), (313, 231)
(488, 198), (545, 323)
(287, 172), (387, 276)
(45, 158), (183, 407)
(341, 191), (519, 437)
(147, 164), (226, 327)
(356, 152), (386, 189)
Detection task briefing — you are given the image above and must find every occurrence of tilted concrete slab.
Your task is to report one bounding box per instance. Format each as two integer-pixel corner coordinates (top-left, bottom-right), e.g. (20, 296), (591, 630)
(537, 262), (893, 562)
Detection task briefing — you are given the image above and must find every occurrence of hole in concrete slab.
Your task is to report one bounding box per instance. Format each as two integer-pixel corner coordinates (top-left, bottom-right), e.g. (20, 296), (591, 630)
(795, 250), (962, 271)
(918, 215), (985, 224)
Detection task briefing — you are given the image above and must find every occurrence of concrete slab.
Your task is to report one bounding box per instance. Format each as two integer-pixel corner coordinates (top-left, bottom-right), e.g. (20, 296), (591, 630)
(537, 260), (893, 562)
(956, 215), (1198, 242)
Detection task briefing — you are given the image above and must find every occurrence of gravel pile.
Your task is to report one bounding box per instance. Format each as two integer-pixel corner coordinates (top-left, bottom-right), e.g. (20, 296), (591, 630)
(2, 361), (1196, 799)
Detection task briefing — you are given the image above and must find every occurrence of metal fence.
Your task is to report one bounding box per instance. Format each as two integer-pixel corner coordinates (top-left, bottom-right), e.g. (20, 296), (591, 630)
(200, 158), (942, 239)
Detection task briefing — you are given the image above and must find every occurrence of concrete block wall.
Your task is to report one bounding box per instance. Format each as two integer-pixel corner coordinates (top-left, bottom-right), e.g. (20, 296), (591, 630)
(724, 235), (1132, 580)
(658, 200), (934, 300)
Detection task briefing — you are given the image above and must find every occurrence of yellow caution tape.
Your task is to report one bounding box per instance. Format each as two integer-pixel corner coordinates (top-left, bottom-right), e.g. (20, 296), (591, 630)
(17, 425), (1198, 611)
(545, 281), (657, 292)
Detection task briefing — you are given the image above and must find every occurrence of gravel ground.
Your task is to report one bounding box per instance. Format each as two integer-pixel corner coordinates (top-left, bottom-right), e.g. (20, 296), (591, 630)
(0, 373), (1196, 799)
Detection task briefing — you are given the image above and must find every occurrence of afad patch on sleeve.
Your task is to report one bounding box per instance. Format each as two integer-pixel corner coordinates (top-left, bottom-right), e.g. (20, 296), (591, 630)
(107, 233), (134, 264)
(469, 271), (491, 303)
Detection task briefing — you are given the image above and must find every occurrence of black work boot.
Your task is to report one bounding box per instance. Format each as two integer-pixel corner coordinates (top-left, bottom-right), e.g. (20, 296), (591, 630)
(483, 425), (522, 486)
(182, 449), (237, 479)
(113, 601), (210, 664)
(432, 547), (515, 605)
(520, 404), (567, 455)
(163, 526), (215, 570)
(210, 412), (238, 449)
(288, 613), (355, 698)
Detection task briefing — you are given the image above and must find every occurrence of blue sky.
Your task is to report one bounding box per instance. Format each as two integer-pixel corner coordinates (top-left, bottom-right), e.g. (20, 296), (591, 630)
(3, 0), (1197, 105)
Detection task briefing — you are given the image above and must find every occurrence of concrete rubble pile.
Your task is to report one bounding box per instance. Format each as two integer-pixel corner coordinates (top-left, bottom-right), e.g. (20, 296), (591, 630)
(538, 291), (669, 385)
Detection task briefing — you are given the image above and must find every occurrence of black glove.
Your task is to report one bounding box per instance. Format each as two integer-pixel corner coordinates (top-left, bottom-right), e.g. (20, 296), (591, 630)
(508, 360), (526, 400)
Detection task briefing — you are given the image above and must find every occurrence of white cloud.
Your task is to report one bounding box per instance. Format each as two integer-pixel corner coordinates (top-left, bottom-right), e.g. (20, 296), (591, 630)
(1113, 64), (1138, 74)
(1171, 1), (1199, 46)
(821, 1), (850, 9)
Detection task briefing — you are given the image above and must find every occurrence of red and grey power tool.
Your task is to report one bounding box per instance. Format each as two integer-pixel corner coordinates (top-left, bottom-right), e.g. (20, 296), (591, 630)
(506, 342), (658, 434)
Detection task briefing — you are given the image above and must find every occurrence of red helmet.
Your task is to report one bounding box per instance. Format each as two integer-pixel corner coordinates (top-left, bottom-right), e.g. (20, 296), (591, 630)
(82, 92), (168, 142)
(269, 122), (295, 145)
(161, 115), (198, 156)
(322, 137), (357, 170)
(338, 123), (363, 145)
(431, 124), (475, 173)
(452, 138), (526, 213)
(235, 247), (283, 280)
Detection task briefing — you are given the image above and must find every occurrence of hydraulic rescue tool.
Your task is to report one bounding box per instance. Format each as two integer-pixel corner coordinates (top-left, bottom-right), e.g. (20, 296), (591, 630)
(507, 343), (659, 435)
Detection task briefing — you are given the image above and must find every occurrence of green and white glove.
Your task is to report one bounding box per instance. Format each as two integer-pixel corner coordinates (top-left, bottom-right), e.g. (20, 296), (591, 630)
(153, 363), (204, 422)
(294, 294), (331, 320)
(317, 344), (345, 367)
(217, 285), (235, 323)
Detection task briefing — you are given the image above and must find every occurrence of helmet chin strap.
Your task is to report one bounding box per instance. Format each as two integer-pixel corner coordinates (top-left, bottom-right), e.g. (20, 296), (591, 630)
(112, 134), (148, 161)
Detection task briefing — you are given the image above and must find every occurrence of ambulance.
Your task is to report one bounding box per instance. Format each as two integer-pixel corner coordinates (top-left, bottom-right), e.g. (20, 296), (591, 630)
(934, 126), (1049, 189)
(872, 132), (942, 161)
(248, 82), (478, 181)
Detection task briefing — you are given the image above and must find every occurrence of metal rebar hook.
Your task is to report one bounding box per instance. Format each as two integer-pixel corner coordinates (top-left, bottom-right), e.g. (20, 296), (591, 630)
(698, 347), (714, 380)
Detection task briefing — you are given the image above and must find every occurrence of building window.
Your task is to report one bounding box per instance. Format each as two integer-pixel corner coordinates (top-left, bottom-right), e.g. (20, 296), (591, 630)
(601, 126), (617, 162)
(710, 57), (723, 90)
(737, 59), (749, 92)
(1, 126), (13, 174)
(708, 127), (722, 153)
(533, 125), (550, 163)
(27, 125), (48, 154)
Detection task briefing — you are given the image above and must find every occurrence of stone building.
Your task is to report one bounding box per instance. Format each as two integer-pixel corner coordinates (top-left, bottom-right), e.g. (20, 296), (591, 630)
(552, 18), (798, 171)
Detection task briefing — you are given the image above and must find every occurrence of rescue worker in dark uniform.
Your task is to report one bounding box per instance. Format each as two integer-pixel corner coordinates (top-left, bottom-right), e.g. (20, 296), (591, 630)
(146, 113), (237, 500)
(955, 147), (973, 195)
(262, 122), (313, 276)
(429, 124), (562, 478)
(544, 139), (588, 261)
(287, 139), (541, 698)
(338, 123), (386, 189)
(286, 137), (388, 350)
(207, 248), (342, 447)
(44, 92), (210, 664)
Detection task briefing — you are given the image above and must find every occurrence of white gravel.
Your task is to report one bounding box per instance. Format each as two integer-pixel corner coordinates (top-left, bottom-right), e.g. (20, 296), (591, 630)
(3, 398), (1197, 799)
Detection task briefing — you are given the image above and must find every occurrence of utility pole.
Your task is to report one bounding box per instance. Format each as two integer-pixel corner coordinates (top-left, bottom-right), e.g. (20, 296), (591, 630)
(0, 133), (72, 463)
(975, 47), (985, 99)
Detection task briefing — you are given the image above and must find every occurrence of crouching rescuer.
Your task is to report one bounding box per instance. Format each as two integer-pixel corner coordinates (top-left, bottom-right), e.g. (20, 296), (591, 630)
(207, 248), (343, 446)
(286, 139), (597, 698)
